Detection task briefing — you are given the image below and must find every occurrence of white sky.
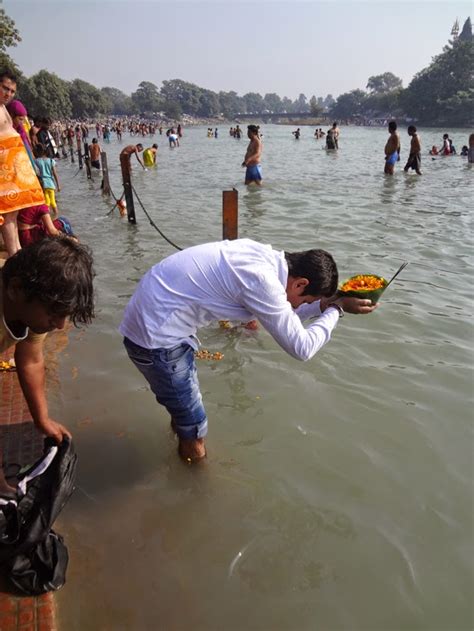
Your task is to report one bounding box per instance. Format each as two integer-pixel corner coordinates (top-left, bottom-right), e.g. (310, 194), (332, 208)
(5, 0), (472, 99)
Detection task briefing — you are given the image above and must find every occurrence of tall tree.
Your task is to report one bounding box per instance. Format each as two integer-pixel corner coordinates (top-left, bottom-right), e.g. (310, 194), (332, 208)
(218, 90), (242, 117)
(309, 95), (324, 116)
(69, 79), (108, 117)
(0, 8), (21, 53)
(402, 28), (474, 124)
(20, 70), (72, 119)
(459, 16), (473, 42)
(0, 8), (22, 76)
(132, 81), (162, 114)
(160, 79), (203, 115)
(294, 93), (308, 112)
(263, 92), (283, 113)
(197, 89), (220, 117)
(366, 72), (403, 94)
(330, 89), (367, 118)
(101, 87), (136, 115)
(242, 92), (264, 114)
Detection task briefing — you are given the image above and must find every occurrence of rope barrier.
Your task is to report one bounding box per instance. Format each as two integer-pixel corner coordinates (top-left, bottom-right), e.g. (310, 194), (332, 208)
(131, 185), (183, 251)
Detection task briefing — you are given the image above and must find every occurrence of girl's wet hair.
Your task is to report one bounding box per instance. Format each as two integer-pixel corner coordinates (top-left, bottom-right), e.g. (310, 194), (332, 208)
(247, 125), (260, 134)
(3, 238), (95, 326)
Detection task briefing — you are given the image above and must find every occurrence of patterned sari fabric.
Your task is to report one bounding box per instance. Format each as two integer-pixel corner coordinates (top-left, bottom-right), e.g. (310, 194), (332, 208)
(0, 135), (45, 215)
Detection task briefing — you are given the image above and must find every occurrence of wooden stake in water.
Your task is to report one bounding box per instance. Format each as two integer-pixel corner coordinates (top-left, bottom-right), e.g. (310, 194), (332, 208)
(223, 189), (238, 240)
(120, 154), (136, 224)
(101, 151), (111, 195)
(76, 137), (83, 169)
(83, 142), (92, 180)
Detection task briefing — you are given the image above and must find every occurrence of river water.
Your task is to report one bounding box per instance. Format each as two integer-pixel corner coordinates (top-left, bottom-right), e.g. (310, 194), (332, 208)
(49, 125), (472, 630)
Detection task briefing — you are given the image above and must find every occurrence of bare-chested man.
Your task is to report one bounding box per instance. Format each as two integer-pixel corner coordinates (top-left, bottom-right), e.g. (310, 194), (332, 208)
(242, 125), (263, 185)
(0, 70), (45, 256)
(404, 126), (422, 175)
(384, 120), (401, 175)
(120, 143), (145, 171)
(89, 137), (101, 169)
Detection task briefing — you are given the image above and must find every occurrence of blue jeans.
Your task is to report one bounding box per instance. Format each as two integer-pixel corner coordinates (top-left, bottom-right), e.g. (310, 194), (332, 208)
(123, 337), (208, 440)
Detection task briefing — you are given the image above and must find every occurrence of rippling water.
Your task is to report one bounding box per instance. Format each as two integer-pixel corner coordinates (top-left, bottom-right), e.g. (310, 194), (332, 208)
(51, 125), (472, 630)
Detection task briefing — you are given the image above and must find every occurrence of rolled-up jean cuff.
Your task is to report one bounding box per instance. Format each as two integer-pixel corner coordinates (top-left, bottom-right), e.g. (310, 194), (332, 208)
(175, 418), (208, 440)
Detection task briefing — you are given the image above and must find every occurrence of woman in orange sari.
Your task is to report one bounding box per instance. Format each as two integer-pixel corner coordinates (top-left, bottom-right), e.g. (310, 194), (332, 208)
(0, 70), (45, 256)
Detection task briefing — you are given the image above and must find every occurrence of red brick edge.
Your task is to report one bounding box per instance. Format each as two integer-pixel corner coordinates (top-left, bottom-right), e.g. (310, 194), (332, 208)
(1, 349), (57, 631)
(0, 592), (57, 631)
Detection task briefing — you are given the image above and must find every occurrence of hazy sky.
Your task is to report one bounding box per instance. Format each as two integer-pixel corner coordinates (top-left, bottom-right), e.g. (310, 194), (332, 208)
(5, 1), (472, 100)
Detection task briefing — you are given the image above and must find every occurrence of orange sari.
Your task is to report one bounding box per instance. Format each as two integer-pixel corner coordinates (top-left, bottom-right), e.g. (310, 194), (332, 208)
(0, 135), (45, 214)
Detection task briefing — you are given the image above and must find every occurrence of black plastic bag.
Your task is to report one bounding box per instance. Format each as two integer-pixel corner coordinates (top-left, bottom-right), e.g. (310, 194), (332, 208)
(0, 438), (77, 595)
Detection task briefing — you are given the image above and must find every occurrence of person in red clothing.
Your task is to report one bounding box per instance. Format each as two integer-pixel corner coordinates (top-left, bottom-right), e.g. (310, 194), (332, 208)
(17, 204), (75, 247)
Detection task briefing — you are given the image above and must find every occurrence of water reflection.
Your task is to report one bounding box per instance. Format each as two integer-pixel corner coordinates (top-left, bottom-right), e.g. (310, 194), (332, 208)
(242, 187), (266, 226)
(380, 174), (397, 205)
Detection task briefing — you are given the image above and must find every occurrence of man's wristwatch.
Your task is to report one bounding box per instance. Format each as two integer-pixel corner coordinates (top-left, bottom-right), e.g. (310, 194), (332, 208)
(326, 303), (345, 318)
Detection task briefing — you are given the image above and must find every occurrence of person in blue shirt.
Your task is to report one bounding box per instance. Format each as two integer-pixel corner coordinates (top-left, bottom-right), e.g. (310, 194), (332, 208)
(34, 144), (60, 214)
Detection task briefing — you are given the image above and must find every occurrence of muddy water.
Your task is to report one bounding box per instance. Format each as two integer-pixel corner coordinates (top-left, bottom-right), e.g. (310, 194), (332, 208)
(48, 125), (472, 630)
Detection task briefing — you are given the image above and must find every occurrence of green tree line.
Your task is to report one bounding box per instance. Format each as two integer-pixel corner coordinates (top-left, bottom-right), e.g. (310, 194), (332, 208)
(1, 9), (472, 125)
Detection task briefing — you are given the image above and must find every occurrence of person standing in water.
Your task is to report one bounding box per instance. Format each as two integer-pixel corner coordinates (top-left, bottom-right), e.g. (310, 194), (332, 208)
(89, 137), (102, 169)
(384, 121), (401, 175)
(404, 126), (422, 175)
(242, 125), (263, 185)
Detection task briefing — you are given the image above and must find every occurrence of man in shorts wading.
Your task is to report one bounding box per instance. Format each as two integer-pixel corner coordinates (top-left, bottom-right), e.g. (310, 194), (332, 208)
(120, 239), (377, 463)
(384, 121), (401, 175)
(242, 125), (263, 185)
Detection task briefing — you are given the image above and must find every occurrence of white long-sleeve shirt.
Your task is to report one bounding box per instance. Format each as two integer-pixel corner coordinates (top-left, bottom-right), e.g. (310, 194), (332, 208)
(119, 239), (340, 361)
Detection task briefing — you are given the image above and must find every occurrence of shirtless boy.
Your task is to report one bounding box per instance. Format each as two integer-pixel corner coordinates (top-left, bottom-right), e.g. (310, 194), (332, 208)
(242, 125), (263, 185)
(384, 121), (401, 175)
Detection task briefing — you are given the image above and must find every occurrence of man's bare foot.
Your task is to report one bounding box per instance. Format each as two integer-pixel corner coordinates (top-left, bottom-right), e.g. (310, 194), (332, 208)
(178, 438), (206, 463)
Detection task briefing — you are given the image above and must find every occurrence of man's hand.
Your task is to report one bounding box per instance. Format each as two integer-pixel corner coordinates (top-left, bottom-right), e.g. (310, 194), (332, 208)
(334, 296), (378, 314)
(36, 418), (72, 444)
(321, 296), (378, 315)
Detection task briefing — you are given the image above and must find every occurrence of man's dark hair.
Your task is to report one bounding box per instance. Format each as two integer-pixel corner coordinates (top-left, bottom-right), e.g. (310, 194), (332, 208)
(408, 125), (417, 134)
(136, 143), (143, 149)
(332, 122), (338, 127)
(3, 238), (95, 326)
(248, 124), (260, 134)
(0, 69), (17, 84)
(388, 120), (397, 132)
(285, 249), (338, 296)
(152, 143), (158, 149)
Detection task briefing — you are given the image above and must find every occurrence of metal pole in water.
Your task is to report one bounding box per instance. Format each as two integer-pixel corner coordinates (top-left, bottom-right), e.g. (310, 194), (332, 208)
(120, 154), (136, 224)
(222, 189), (238, 240)
(100, 151), (111, 195)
